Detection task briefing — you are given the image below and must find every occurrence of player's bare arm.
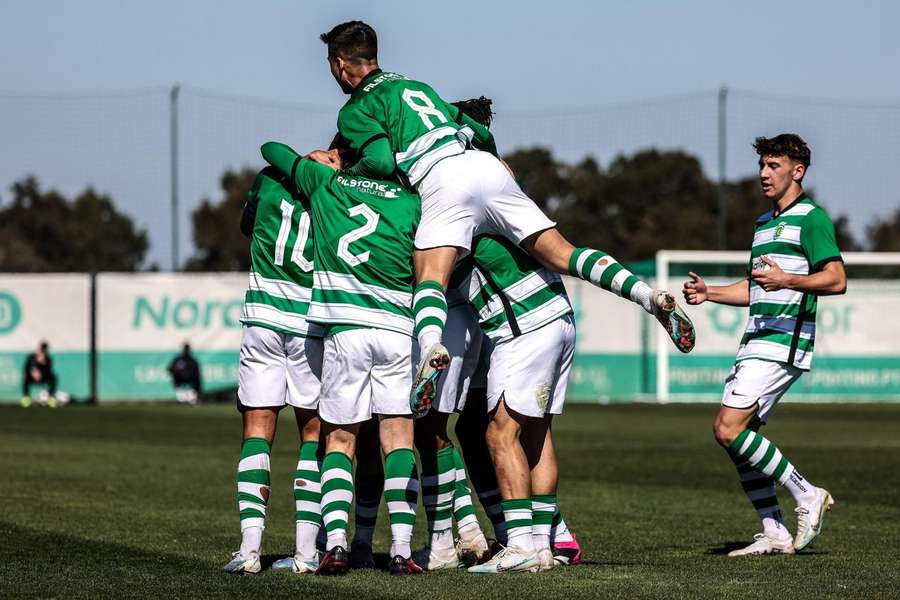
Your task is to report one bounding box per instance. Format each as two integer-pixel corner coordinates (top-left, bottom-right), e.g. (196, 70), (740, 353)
(750, 257), (846, 295)
(683, 272), (749, 306)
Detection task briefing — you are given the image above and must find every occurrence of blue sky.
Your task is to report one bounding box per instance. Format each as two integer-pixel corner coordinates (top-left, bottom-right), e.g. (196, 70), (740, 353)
(1, 0), (898, 266)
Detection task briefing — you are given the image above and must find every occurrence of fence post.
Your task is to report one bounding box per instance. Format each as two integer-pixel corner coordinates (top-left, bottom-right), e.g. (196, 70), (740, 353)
(717, 85), (728, 250)
(170, 84), (181, 272)
(89, 271), (97, 403)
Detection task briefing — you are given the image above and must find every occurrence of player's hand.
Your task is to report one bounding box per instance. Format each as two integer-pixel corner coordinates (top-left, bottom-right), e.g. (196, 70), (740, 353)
(751, 256), (792, 292)
(683, 272), (708, 305)
(307, 149), (340, 170)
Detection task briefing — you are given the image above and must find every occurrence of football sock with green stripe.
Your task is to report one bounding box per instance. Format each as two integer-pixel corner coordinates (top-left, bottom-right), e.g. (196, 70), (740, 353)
(729, 429), (817, 504)
(502, 498), (535, 552)
(237, 437), (270, 555)
(731, 454), (788, 538)
(413, 280), (448, 351)
(421, 446), (456, 550)
(569, 248), (653, 312)
(531, 494), (556, 551)
(450, 447), (482, 541)
(551, 506), (575, 544)
(384, 448), (419, 559)
(352, 468), (383, 547)
(320, 451), (354, 551)
(293, 441), (322, 558)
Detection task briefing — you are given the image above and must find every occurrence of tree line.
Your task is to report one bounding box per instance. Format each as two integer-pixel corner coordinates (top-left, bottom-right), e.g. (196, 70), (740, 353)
(2, 148), (898, 272)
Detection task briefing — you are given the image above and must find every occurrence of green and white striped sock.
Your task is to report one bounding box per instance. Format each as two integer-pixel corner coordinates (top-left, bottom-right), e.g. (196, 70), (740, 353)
(293, 441), (322, 558)
(421, 446), (456, 548)
(502, 498), (535, 552)
(531, 494), (556, 551)
(384, 448), (419, 559)
(450, 447), (481, 540)
(237, 437), (270, 555)
(478, 488), (508, 544)
(352, 470), (383, 547)
(729, 429), (816, 504)
(320, 451), (354, 551)
(732, 455), (787, 537)
(569, 248), (653, 312)
(551, 506), (575, 544)
(413, 280), (447, 351)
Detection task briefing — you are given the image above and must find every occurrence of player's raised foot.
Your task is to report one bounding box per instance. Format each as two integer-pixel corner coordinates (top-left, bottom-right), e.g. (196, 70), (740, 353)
(467, 544), (540, 574)
(410, 343), (450, 418)
(727, 533), (795, 557)
(271, 553), (319, 573)
(223, 550), (261, 575)
(794, 487), (835, 552)
(552, 533), (583, 566)
(531, 548), (554, 572)
(413, 545), (459, 571)
(348, 539), (376, 569)
(456, 532), (491, 567)
(315, 546), (349, 576)
(389, 555), (424, 576)
(651, 290), (696, 353)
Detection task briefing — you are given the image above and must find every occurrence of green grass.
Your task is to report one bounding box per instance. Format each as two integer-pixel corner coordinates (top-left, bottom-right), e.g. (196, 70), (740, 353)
(1, 402), (899, 599)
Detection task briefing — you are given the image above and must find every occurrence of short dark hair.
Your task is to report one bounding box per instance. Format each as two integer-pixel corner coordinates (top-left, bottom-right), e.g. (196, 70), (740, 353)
(328, 132), (359, 168)
(320, 21), (377, 62)
(753, 134), (811, 168)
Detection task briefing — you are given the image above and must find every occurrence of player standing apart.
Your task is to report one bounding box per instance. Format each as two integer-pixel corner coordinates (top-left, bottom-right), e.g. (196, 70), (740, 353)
(224, 167), (325, 575)
(683, 134), (846, 556)
(317, 21), (695, 411)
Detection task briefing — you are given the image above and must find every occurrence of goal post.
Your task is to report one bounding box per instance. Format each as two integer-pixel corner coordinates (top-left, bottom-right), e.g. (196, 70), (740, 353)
(655, 250), (900, 402)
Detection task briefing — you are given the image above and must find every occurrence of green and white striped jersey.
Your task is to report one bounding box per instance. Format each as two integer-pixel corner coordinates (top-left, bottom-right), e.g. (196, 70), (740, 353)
(338, 70), (493, 186)
(240, 167), (323, 337)
(289, 160), (421, 336)
(737, 194), (842, 370)
(455, 235), (573, 344)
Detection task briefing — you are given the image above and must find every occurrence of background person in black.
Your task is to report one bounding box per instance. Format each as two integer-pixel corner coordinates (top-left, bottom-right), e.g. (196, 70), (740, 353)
(168, 343), (202, 404)
(21, 341), (58, 407)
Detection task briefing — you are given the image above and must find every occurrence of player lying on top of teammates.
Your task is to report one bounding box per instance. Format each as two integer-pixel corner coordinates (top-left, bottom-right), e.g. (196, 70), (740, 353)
(224, 166), (325, 575)
(315, 20), (696, 414)
(261, 139), (425, 576)
(683, 134), (846, 556)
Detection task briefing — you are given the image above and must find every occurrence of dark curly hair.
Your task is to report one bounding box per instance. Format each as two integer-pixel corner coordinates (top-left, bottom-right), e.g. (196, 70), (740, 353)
(320, 21), (377, 62)
(452, 96), (494, 128)
(753, 134), (811, 168)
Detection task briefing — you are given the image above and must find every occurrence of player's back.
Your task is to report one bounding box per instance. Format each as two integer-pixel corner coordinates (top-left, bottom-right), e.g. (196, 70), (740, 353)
(462, 235), (573, 344)
(240, 167), (321, 337)
(307, 170), (421, 335)
(338, 71), (473, 185)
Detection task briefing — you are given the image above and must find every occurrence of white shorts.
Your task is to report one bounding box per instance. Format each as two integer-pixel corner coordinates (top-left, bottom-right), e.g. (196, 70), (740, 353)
(486, 315), (576, 418)
(319, 328), (416, 425)
(237, 325), (323, 411)
(415, 149), (556, 251)
(434, 305), (483, 414)
(721, 359), (803, 423)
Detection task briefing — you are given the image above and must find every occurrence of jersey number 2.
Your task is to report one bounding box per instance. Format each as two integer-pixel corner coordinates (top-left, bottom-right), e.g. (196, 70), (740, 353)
(274, 199), (313, 271)
(337, 204), (380, 267)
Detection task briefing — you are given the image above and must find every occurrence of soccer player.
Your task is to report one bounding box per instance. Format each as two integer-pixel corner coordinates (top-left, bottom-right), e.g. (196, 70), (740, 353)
(683, 134), (846, 556)
(261, 141), (423, 576)
(445, 234), (577, 573)
(317, 20), (696, 412)
(224, 166), (324, 575)
(21, 341), (58, 407)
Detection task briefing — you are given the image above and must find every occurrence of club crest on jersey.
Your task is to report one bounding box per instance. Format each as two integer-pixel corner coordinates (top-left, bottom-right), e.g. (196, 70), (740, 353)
(774, 222), (786, 239)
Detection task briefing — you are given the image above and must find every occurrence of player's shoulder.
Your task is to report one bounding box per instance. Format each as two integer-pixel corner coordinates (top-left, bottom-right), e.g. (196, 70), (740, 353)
(353, 70), (408, 97)
(250, 166), (288, 197)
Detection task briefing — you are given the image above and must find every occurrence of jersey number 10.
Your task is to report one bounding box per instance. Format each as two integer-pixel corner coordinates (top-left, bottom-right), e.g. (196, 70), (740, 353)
(274, 199), (313, 271)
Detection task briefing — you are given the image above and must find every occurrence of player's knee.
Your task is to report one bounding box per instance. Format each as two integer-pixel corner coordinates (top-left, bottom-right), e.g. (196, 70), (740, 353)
(713, 421), (740, 448)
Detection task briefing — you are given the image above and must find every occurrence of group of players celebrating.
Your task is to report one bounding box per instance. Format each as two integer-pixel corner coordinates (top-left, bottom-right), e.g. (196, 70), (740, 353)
(225, 19), (846, 576)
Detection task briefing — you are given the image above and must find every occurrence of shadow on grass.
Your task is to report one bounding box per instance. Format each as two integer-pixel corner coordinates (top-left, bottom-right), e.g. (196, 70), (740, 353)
(705, 541), (829, 557)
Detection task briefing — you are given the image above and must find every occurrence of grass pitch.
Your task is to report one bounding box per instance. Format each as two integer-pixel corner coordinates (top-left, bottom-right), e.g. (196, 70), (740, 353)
(1, 402), (899, 599)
